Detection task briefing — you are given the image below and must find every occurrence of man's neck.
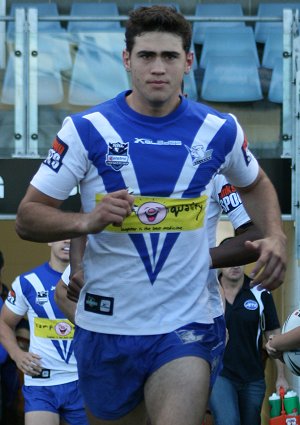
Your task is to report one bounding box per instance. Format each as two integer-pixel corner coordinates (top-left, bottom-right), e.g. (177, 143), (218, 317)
(220, 275), (244, 304)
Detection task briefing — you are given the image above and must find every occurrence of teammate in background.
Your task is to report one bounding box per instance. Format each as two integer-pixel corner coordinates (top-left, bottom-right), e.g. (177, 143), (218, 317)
(15, 6), (286, 425)
(0, 249), (26, 425)
(209, 255), (288, 425)
(0, 240), (88, 425)
(0, 250), (9, 301)
(266, 325), (300, 359)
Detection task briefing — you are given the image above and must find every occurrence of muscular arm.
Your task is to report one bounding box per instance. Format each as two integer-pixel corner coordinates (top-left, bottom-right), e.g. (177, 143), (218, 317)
(235, 167), (287, 290)
(16, 185), (134, 242)
(0, 305), (42, 376)
(265, 328), (289, 392)
(54, 280), (76, 324)
(70, 235), (87, 276)
(267, 327), (300, 353)
(210, 223), (262, 269)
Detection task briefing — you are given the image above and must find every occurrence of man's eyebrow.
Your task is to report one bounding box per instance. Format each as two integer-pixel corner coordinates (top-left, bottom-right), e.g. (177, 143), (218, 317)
(137, 50), (181, 55)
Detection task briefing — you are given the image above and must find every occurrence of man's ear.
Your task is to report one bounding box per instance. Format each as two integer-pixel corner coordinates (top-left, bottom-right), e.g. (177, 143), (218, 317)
(184, 51), (194, 74)
(123, 49), (131, 72)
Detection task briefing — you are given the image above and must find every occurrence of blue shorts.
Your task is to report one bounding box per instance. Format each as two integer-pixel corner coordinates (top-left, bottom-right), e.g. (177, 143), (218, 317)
(23, 380), (88, 425)
(74, 317), (226, 420)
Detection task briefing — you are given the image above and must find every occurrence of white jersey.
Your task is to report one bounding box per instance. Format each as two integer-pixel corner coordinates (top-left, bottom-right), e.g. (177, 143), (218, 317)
(30, 91), (259, 335)
(206, 174), (252, 317)
(6, 262), (78, 386)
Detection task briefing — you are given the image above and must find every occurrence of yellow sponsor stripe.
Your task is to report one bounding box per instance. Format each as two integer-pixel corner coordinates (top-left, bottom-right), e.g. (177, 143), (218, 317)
(34, 318), (74, 339)
(96, 194), (207, 233)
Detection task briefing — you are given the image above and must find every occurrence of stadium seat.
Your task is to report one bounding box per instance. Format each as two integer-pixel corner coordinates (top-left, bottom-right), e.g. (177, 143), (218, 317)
(7, 2), (71, 71)
(192, 3), (245, 45)
(262, 28), (283, 69)
(133, 3), (180, 11)
(199, 27), (260, 69)
(255, 2), (300, 44)
(7, 2), (65, 41)
(201, 55), (263, 102)
(67, 2), (121, 34)
(268, 58), (283, 103)
(183, 72), (198, 101)
(68, 31), (130, 106)
(1, 52), (64, 105)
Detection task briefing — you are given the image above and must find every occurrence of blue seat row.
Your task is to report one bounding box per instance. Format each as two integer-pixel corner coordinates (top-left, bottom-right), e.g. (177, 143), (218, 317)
(1, 2), (286, 105)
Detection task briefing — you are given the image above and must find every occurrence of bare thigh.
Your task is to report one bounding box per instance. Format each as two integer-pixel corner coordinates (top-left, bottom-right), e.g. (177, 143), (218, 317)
(144, 356), (210, 425)
(25, 411), (60, 425)
(85, 401), (147, 425)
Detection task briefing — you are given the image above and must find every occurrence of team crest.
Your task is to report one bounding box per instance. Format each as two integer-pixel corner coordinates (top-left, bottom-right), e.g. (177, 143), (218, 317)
(105, 141), (130, 171)
(36, 291), (49, 305)
(185, 144), (213, 166)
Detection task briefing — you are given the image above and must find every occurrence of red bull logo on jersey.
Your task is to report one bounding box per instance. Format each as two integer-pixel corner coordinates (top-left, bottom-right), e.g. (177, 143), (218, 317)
(241, 136), (252, 166)
(105, 141), (130, 171)
(44, 137), (69, 173)
(185, 144), (213, 166)
(7, 289), (16, 305)
(218, 184), (242, 213)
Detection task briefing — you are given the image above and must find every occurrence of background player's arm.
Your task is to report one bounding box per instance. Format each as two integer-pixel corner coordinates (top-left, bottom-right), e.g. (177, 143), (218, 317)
(266, 327), (300, 355)
(265, 328), (289, 392)
(54, 280), (76, 324)
(210, 222), (262, 269)
(235, 168), (287, 290)
(0, 305), (42, 376)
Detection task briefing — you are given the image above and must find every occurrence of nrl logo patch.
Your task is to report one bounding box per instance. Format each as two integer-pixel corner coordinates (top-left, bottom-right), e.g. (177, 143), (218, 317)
(105, 141), (130, 171)
(36, 291), (49, 306)
(185, 144), (213, 166)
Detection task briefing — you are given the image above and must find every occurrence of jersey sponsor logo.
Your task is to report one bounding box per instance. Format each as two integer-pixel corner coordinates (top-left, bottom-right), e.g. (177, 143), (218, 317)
(135, 202), (167, 225)
(84, 293), (114, 315)
(185, 144), (213, 166)
(218, 183), (242, 213)
(244, 300), (258, 310)
(32, 368), (51, 379)
(105, 141), (129, 171)
(34, 318), (74, 339)
(241, 136), (252, 166)
(43, 137), (68, 173)
(96, 194), (207, 233)
(36, 290), (49, 306)
(7, 289), (16, 305)
(134, 138), (182, 146)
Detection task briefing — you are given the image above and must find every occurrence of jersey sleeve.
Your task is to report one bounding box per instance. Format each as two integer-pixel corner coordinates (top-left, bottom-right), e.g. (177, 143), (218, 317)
(213, 174), (251, 230)
(5, 276), (29, 316)
(61, 265), (71, 286)
(220, 115), (259, 188)
(30, 116), (90, 200)
(262, 291), (281, 331)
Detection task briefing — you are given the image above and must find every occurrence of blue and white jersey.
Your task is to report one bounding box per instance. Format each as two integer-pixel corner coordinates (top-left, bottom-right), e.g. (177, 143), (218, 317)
(207, 174), (252, 318)
(31, 91), (259, 334)
(6, 262), (78, 386)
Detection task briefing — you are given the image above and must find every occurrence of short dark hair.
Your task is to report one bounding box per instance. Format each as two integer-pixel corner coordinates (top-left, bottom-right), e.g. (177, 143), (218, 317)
(0, 251), (4, 270)
(125, 6), (192, 54)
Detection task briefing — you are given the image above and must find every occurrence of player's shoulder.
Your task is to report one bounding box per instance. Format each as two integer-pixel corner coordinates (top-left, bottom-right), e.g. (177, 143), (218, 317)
(190, 100), (237, 124)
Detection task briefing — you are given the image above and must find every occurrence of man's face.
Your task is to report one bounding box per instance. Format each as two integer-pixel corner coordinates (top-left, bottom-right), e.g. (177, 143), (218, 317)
(49, 240), (70, 263)
(123, 31), (193, 113)
(221, 266), (244, 283)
